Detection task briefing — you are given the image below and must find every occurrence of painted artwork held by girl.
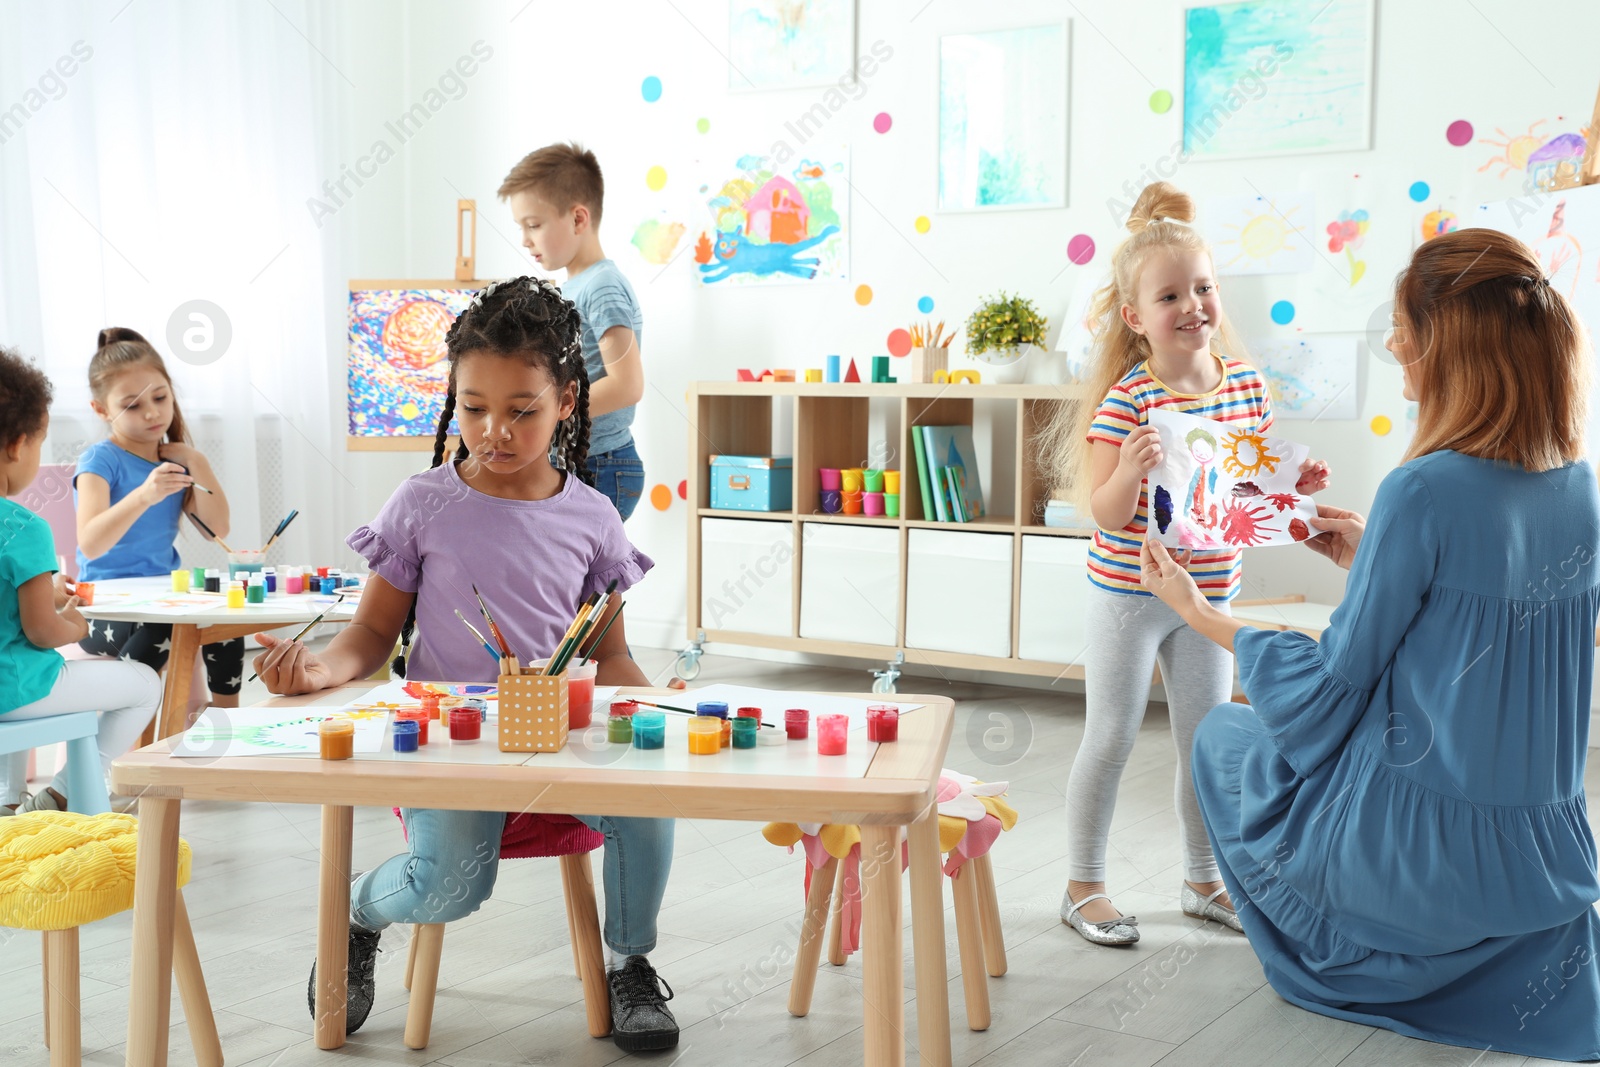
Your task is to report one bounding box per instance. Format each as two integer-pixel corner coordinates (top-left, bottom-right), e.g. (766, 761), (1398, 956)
(347, 286), (476, 439)
(692, 152), (848, 286)
(1145, 408), (1317, 550)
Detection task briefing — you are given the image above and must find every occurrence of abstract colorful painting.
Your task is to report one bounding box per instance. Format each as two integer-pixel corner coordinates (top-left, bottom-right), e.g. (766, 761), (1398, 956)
(348, 286), (477, 439)
(1145, 408), (1317, 550)
(1253, 337), (1358, 421)
(938, 24), (1069, 211)
(1183, 0), (1373, 159)
(692, 152), (848, 286)
(1202, 192), (1315, 275)
(728, 0), (855, 91)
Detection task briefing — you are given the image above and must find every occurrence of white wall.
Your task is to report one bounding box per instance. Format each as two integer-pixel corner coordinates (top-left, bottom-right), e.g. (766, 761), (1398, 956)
(308, 0), (1599, 647)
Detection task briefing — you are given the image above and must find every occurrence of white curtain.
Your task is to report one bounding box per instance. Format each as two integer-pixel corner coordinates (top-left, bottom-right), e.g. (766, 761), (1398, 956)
(0, 0), (346, 571)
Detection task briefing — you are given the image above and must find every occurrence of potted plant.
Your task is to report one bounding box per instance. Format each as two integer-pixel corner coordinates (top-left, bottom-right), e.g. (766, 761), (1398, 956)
(963, 292), (1049, 383)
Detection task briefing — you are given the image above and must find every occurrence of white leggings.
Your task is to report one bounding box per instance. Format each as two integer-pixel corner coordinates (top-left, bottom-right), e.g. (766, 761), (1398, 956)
(2, 658), (161, 804)
(1066, 584), (1235, 884)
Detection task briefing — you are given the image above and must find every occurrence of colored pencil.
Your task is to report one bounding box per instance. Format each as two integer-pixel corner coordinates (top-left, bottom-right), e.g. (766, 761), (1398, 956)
(246, 601), (336, 682)
(263, 509), (299, 552)
(185, 511), (234, 554)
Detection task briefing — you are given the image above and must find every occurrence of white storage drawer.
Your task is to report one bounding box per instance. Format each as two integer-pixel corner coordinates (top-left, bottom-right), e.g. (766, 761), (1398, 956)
(700, 518), (795, 637)
(1019, 536), (1092, 664)
(799, 524), (901, 646)
(905, 529), (1013, 658)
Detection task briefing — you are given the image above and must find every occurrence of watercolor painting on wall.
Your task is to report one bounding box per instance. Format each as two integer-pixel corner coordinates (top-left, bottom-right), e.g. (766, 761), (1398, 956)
(1203, 191), (1315, 275)
(1145, 408), (1317, 550)
(938, 23), (1069, 211)
(1253, 337), (1358, 421)
(692, 151), (848, 286)
(1183, 0), (1373, 159)
(728, 0), (855, 91)
(348, 286), (475, 440)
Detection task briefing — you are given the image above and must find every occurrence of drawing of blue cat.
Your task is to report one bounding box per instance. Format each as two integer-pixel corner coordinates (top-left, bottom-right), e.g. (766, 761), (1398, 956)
(699, 224), (840, 283)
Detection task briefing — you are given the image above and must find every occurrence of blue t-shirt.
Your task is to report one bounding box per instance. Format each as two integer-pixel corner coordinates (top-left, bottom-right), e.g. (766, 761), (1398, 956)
(561, 258), (642, 456)
(74, 439), (184, 581)
(0, 500), (65, 712)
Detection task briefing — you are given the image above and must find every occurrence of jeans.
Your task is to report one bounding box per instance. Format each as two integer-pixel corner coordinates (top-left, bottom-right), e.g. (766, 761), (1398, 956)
(586, 440), (644, 522)
(350, 807), (675, 957)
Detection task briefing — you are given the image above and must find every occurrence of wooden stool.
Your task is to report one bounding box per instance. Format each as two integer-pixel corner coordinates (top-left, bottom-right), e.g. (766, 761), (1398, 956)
(0, 812), (220, 1067)
(391, 813), (610, 1049)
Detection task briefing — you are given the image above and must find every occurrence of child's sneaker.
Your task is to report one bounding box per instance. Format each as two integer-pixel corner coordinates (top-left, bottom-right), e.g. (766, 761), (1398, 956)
(306, 924), (382, 1034)
(607, 955), (678, 1051)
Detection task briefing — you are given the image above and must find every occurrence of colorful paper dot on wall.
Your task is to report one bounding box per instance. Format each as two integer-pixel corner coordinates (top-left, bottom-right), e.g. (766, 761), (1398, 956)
(645, 165), (668, 191)
(696, 117), (710, 134)
(873, 112), (892, 133)
(914, 216), (931, 234)
(650, 484), (672, 511)
(1270, 300), (1295, 325)
(917, 295), (935, 314)
(1408, 181), (1430, 202)
(887, 329), (913, 357)
(641, 76), (662, 103)
(1149, 89), (1174, 114)
(1446, 120), (1473, 146)
(677, 480), (688, 500)
(854, 284), (873, 306)
(1067, 234), (1096, 264)
(1370, 415), (1392, 436)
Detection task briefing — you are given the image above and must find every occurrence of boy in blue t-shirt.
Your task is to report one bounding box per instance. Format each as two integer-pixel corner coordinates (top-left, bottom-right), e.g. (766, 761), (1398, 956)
(499, 143), (645, 519)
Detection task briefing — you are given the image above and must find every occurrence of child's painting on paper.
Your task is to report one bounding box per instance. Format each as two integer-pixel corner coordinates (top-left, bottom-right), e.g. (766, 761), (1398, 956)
(1145, 409), (1316, 550)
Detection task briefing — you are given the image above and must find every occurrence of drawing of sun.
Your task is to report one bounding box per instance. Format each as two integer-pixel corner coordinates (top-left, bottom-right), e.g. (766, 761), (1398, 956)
(1221, 429), (1281, 478)
(1216, 200), (1303, 270)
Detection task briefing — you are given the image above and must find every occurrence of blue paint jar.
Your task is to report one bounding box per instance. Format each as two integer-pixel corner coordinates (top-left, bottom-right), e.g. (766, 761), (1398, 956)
(392, 718), (420, 753)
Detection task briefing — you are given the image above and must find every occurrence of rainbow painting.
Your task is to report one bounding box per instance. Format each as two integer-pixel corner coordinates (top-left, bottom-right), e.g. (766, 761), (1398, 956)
(347, 286), (478, 439)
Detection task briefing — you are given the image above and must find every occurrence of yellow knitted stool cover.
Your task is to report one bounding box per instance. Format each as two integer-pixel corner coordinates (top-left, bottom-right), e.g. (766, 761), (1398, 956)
(0, 811), (192, 931)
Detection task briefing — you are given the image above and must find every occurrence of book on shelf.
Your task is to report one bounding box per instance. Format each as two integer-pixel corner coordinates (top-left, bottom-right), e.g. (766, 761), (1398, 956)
(916, 424), (985, 522)
(910, 425), (936, 521)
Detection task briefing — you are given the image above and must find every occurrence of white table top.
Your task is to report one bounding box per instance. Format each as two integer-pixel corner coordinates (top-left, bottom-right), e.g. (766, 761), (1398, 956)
(77, 575), (359, 627)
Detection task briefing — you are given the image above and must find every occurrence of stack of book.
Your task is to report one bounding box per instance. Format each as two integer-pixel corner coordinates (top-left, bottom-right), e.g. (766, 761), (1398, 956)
(910, 424), (985, 522)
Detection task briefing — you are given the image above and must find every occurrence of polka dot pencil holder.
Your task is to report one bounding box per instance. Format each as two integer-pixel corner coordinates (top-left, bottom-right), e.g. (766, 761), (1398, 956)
(497, 670), (570, 752)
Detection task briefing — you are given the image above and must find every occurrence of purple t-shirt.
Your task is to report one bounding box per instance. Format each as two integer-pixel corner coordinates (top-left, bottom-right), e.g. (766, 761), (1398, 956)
(348, 462), (653, 683)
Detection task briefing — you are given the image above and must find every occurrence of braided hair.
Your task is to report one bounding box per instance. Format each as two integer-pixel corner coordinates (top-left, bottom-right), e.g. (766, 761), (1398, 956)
(393, 276), (592, 677)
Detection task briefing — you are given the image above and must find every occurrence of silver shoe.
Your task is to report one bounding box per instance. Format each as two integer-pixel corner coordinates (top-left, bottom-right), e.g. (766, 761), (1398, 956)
(1181, 883), (1244, 932)
(1061, 891), (1140, 946)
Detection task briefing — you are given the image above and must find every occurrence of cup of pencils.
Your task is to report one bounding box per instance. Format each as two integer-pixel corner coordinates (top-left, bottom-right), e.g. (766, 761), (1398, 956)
(908, 320), (954, 384)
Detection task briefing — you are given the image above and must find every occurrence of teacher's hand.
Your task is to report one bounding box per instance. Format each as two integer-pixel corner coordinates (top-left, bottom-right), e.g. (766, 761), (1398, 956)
(1305, 503), (1365, 570)
(1140, 539), (1206, 619)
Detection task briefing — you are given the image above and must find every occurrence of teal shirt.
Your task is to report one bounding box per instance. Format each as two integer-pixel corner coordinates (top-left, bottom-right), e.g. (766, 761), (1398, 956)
(0, 500), (64, 713)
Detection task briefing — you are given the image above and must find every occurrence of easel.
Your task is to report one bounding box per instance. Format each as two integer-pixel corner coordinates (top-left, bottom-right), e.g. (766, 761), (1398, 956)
(456, 199), (477, 280)
(1550, 80), (1600, 190)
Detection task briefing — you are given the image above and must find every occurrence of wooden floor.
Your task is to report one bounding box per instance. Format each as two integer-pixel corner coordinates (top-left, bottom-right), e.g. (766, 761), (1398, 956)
(3, 646), (1594, 1067)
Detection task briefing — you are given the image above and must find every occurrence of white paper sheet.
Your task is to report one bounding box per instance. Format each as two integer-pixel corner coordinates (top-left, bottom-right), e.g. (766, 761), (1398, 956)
(171, 706), (389, 758)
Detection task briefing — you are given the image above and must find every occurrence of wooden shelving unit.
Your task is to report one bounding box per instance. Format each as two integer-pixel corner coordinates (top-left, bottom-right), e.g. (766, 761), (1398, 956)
(684, 382), (1097, 684)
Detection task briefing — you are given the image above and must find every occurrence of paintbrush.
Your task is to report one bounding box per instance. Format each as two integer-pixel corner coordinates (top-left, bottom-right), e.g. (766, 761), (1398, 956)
(471, 584), (514, 659)
(576, 598), (624, 659)
(549, 580), (620, 675)
(455, 608), (503, 666)
(628, 695), (779, 728)
(545, 593), (602, 676)
(263, 509), (299, 552)
(247, 601), (336, 682)
(185, 511), (235, 554)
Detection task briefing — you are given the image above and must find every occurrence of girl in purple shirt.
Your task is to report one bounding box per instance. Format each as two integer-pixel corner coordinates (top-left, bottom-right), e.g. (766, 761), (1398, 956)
(252, 278), (678, 1053)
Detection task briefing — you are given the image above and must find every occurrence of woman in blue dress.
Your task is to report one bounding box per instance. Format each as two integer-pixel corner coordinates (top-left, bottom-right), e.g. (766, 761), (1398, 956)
(1138, 228), (1600, 1062)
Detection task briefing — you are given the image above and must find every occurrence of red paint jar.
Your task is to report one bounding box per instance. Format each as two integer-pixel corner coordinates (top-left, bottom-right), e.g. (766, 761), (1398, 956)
(785, 708), (810, 740)
(866, 705), (899, 743)
(449, 706), (481, 741)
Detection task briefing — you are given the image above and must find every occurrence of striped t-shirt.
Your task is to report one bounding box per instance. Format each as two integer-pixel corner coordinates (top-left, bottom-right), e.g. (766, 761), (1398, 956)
(1085, 356), (1274, 601)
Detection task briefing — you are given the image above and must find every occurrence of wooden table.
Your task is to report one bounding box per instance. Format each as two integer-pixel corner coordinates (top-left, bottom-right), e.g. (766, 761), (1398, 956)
(78, 576), (357, 743)
(111, 684), (957, 1067)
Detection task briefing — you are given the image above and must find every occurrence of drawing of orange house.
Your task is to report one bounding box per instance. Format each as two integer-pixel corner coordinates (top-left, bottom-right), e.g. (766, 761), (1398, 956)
(746, 176), (809, 244)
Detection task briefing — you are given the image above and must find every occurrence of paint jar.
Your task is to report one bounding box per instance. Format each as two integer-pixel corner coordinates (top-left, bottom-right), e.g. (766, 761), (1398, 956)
(395, 708), (430, 745)
(316, 566), (329, 579)
(841, 491), (863, 516)
(818, 468), (842, 492)
(867, 705), (900, 743)
(171, 569), (190, 593)
(697, 702), (730, 749)
(462, 697), (489, 722)
(420, 690), (442, 721)
(785, 708), (810, 740)
(863, 469), (885, 493)
(204, 569), (221, 593)
(883, 470), (901, 495)
(884, 493), (900, 517)
(285, 570), (304, 595)
(862, 492), (885, 517)
(757, 725), (787, 746)
(190, 566), (206, 589)
(841, 468), (864, 493)
(565, 660), (597, 729)
(246, 579), (266, 604)
(820, 490), (842, 514)
(688, 716), (721, 755)
(70, 581), (93, 606)
(607, 715), (633, 744)
(816, 714), (848, 755)
(318, 719), (354, 760)
(731, 717), (757, 749)
(610, 700), (639, 719)
(321, 577), (338, 595)
(736, 706), (762, 723)
(632, 711), (666, 749)
(263, 567), (276, 594)
(226, 582), (246, 609)
(227, 550), (266, 582)
(392, 718), (420, 753)
(449, 706), (481, 742)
